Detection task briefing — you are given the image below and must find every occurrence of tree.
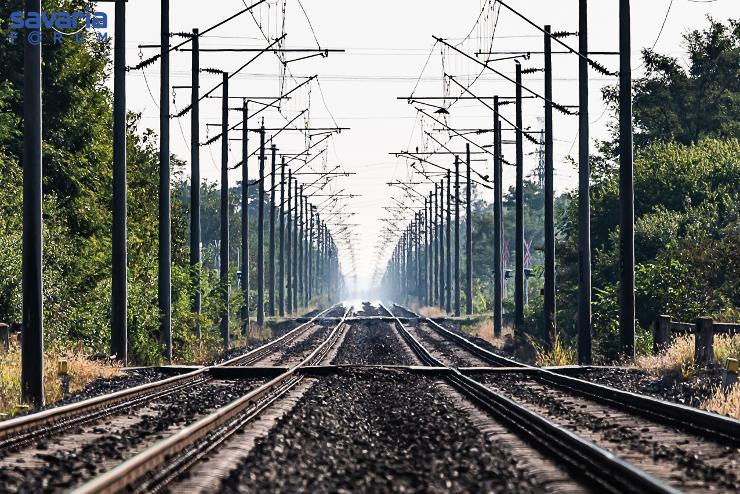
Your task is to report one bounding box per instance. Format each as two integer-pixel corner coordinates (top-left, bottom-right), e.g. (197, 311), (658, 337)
(603, 17), (739, 148)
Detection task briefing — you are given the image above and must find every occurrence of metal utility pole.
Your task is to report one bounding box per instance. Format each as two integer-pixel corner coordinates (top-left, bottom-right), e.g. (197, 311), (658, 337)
(427, 192), (436, 306)
(308, 206), (315, 301)
(465, 144), (473, 315)
(446, 170), (452, 314)
(191, 28), (202, 338)
(619, 0), (636, 358)
(578, 0), (593, 364)
(543, 25), (556, 347)
(324, 224), (328, 300)
(415, 214), (422, 301)
(111, 0), (127, 363)
(406, 225), (411, 305)
(515, 63), (525, 334)
(438, 180), (445, 309)
(454, 156), (461, 316)
(303, 196), (309, 306)
(286, 173), (293, 314)
(293, 181), (299, 311)
(219, 73), (230, 350)
(298, 188), (304, 307)
(159, 0), (172, 362)
(22, 0), (44, 406)
(493, 96), (503, 338)
(268, 144), (277, 317)
(257, 126), (266, 326)
(279, 158), (286, 316)
(240, 101), (249, 332)
(425, 196), (430, 305)
(433, 184), (439, 306)
(317, 223), (320, 300)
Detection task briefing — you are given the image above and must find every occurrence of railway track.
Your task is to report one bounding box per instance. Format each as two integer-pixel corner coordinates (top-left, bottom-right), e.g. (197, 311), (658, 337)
(70, 305), (354, 494)
(0, 304), (345, 493)
(3, 301), (738, 493)
(383, 304), (740, 493)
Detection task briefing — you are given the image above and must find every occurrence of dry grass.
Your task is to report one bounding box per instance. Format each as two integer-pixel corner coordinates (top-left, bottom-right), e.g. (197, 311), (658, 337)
(471, 318), (513, 349)
(714, 334), (740, 366)
(636, 335), (697, 377)
(635, 334), (740, 378)
(530, 332), (576, 367)
(0, 340), (121, 418)
(418, 306), (448, 318)
(701, 384), (740, 419)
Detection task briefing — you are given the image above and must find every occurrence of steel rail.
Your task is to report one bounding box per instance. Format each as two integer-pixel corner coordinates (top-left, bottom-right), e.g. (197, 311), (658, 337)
(0, 305), (341, 452)
(0, 371), (209, 452)
(395, 304), (740, 446)
(221, 303), (343, 366)
(379, 303), (680, 494)
(72, 306), (353, 494)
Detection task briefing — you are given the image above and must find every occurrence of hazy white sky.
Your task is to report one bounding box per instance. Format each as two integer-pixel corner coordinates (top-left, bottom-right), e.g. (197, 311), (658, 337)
(96, 0), (736, 290)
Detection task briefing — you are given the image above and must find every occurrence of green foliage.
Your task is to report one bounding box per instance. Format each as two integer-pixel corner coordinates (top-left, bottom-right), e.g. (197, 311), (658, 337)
(555, 138), (740, 361)
(491, 19), (740, 362)
(603, 17), (739, 149)
(0, 0), (259, 364)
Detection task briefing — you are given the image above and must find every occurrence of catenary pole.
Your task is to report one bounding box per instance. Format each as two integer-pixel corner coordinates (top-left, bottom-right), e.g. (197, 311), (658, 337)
(438, 180), (445, 308)
(493, 96), (503, 338)
(619, 0), (636, 357)
(159, 0), (172, 362)
(191, 28), (202, 338)
(219, 73), (230, 350)
(240, 101), (250, 332)
(417, 214), (423, 302)
(543, 25), (556, 348)
(268, 144), (276, 316)
(578, 0), (593, 364)
(454, 156), (461, 316)
(465, 144), (473, 314)
(446, 170), (452, 314)
(22, 0), (44, 406)
(112, 0), (127, 363)
(286, 173), (293, 314)
(257, 125), (265, 326)
(298, 188), (304, 307)
(308, 206), (314, 302)
(303, 196), (309, 305)
(293, 180), (299, 311)
(433, 184), (439, 306)
(279, 157), (286, 316)
(515, 63), (525, 334)
(425, 196), (430, 305)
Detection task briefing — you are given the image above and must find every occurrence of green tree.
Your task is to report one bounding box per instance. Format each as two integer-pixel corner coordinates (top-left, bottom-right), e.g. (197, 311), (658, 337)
(603, 17), (739, 148)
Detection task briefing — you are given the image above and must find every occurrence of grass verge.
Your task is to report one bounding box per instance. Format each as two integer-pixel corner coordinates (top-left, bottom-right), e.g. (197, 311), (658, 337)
(635, 334), (740, 378)
(0, 340), (121, 418)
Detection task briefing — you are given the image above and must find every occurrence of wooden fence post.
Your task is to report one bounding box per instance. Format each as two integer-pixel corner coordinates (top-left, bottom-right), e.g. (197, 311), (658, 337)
(0, 323), (8, 353)
(653, 315), (671, 355)
(695, 317), (714, 367)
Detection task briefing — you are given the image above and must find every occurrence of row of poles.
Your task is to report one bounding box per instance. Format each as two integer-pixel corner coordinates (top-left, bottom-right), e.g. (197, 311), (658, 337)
(383, 0), (635, 366)
(383, 149), (474, 318)
(20, 0), (346, 406)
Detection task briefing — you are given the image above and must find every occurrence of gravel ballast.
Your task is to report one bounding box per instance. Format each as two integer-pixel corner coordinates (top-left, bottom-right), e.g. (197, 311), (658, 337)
(220, 370), (543, 494)
(0, 379), (261, 493)
(332, 320), (416, 366)
(578, 367), (721, 409)
(478, 372), (740, 492)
